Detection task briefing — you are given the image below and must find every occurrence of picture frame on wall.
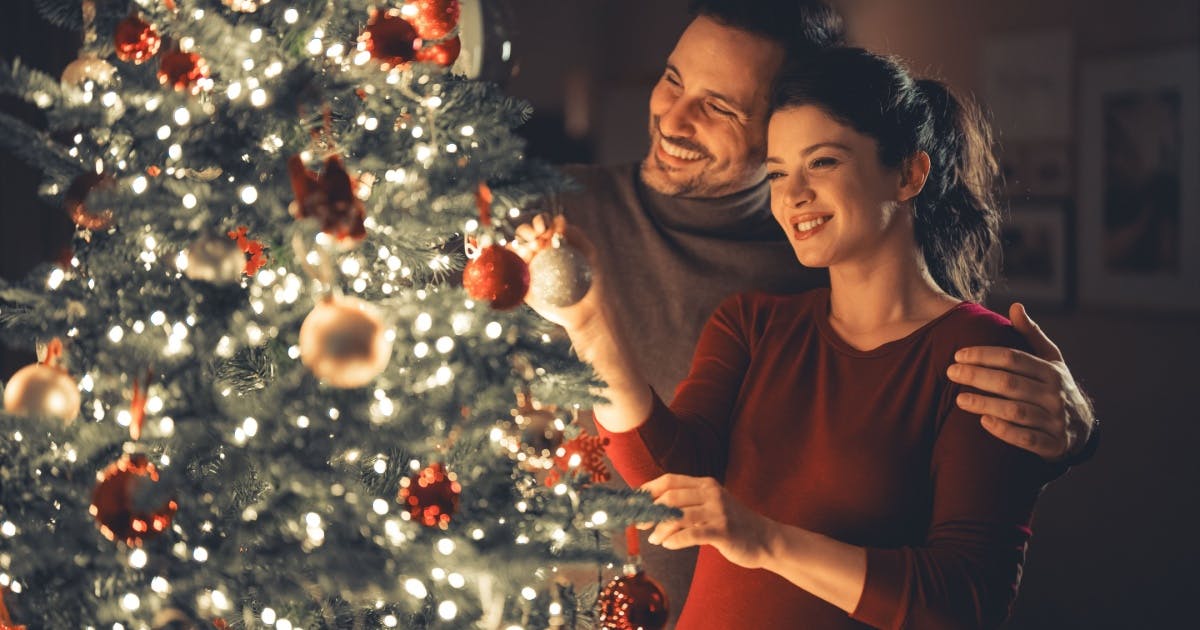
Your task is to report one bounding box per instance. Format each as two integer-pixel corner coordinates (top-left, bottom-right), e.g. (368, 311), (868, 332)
(1078, 49), (1200, 310)
(996, 202), (1070, 306)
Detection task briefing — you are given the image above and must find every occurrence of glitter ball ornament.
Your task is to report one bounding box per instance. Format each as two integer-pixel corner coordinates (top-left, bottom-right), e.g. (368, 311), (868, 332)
(463, 244), (529, 310)
(397, 462), (461, 529)
(357, 8), (422, 69)
(411, 0), (461, 40)
(64, 171), (114, 231)
(113, 14), (161, 64)
(299, 295), (393, 388)
(90, 453), (178, 546)
(528, 240), (592, 307)
(288, 155), (367, 246)
(598, 527), (669, 630)
(416, 35), (461, 67)
(61, 54), (118, 104)
(158, 49), (211, 94)
(180, 233), (245, 284)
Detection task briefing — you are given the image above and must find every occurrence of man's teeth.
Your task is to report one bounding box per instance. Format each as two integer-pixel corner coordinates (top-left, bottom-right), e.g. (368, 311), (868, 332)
(794, 216), (831, 232)
(660, 138), (703, 161)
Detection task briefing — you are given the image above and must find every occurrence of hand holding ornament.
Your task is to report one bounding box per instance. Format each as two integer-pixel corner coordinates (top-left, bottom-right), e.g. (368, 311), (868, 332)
(514, 214), (601, 334)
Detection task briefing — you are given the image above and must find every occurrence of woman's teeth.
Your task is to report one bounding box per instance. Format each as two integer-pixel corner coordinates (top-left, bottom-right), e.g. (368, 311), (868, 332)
(794, 216), (831, 232)
(660, 138), (704, 161)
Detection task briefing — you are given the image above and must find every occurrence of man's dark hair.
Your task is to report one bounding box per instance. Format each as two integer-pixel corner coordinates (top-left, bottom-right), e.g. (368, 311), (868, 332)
(688, 0), (846, 56)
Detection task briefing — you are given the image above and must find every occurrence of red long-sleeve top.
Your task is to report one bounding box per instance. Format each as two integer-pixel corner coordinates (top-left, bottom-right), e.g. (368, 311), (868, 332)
(598, 290), (1058, 629)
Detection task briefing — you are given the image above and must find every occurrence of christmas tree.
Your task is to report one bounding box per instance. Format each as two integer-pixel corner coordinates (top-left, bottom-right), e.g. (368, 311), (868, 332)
(0, 1), (672, 628)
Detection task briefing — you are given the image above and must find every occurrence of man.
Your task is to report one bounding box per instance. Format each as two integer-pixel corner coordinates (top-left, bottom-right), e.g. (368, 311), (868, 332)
(550, 0), (1097, 623)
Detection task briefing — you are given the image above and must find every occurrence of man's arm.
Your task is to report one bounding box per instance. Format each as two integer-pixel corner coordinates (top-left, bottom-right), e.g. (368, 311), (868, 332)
(948, 303), (1097, 463)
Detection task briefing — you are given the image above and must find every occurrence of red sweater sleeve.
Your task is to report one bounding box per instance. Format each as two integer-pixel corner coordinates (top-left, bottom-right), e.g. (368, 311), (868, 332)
(599, 295), (752, 488)
(851, 325), (1057, 630)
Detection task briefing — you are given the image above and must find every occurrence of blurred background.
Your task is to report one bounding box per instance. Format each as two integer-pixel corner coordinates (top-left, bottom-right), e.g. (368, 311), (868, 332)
(3, 1), (1198, 627)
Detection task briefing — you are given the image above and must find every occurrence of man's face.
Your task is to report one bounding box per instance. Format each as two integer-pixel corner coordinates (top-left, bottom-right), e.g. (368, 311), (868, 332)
(641, 15), (785, 198)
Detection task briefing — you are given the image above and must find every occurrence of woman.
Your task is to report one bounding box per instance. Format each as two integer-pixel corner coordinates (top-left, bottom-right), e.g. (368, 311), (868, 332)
(523, 47), (1055, 629)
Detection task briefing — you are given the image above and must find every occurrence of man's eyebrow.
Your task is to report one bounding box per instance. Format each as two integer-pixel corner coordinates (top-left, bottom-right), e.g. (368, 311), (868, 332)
(664, 63), (750, 115)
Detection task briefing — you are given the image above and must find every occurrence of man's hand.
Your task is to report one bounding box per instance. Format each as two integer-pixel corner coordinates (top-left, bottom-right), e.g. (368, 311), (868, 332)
(640, 474), (775, 569)
(948, 303), (1095, 462)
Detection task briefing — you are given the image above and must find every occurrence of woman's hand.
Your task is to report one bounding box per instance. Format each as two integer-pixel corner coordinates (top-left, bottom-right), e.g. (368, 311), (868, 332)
(514, 214), (604, 334)
(640, 474), (776, 570)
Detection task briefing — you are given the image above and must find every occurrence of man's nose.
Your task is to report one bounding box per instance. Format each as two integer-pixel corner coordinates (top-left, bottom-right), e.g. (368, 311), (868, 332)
(658, 96), (697, 138)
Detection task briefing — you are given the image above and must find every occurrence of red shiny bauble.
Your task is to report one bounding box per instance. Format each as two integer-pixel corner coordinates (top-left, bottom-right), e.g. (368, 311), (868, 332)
(358, 8), (422, 69)
(417, 36), (461, 67)
(113, 14), (161, 64)
(598, 569), (670, 630)
(411, 0), (461, 40)
(397, 463), (461, 529)
(64, 171), (115, 231)
(90, 454), (178, 546)
(463, 244), (529, 310)
(158, 49), (211, 94)
(287, 154), (367, 244)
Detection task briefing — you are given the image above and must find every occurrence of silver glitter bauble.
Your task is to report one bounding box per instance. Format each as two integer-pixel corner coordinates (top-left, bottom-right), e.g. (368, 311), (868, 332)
(180, 233), (244, 284)
(528, 243), (592, 307)
(3, 363), (80, 425)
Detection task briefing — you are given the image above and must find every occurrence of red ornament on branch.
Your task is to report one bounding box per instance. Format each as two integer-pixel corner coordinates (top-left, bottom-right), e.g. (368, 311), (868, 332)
(288, 155), (367, 245)
(114, 13), (161, 64)
(90, 453), (178, 546)
(64, 171), (114, 231)
(0, 586), (25, 630)
(545, 432), (610, 487)
(397, 462), (462, 529)
(417, 36), (461, 67)
(158, 48), (211, 94)
(463, 244), (529, 310)
(357, 8), (422, 70)
(598, 527), (670, 630)
(227, 226), (269, 276)
(411, 0), (461, 40)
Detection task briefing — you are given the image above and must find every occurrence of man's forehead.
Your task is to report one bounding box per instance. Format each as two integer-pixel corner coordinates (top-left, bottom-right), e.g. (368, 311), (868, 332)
(668, 16), (784, 108)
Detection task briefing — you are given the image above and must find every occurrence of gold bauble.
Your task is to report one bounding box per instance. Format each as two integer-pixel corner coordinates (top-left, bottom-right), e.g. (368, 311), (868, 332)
(299, 295), (393, 388)
(3, 363), (80, 424)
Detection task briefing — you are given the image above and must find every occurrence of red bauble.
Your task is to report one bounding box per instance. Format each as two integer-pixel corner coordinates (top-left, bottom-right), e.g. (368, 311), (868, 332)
(114, 14), (161, 64)
(90, 453), (178, 546)
(287, 155), (367, 244)
(417, 36), (461, 67)
(358, 8), (422, 69)
(411, 0), (461, 40)
(64, 171), (115, 231)
(397, 462), (461, 529)
(463, 244), (529, 310)
(598, 569), (670, 630)
(158, 49), (211, 94)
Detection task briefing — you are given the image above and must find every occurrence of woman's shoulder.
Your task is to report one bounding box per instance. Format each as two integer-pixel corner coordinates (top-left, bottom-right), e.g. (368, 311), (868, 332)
(934, 302), (1031, 353)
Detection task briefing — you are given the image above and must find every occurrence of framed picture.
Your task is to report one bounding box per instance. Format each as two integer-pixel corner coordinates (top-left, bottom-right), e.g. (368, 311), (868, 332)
(1001, 141), (1073, 198)
(1078, 50), (1200, 309)
(996, 203), (1069, 305)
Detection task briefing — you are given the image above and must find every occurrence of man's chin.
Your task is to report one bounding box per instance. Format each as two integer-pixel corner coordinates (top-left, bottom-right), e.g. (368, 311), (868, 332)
(641, 158), (699, 197)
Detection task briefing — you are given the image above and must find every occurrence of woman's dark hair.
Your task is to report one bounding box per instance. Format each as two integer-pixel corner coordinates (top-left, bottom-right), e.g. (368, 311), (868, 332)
(688, 0), (846, 58)
(771, 47), (1002, 302)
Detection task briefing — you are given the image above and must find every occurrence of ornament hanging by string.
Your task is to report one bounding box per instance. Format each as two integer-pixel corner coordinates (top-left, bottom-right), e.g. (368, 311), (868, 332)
(90, 453), (178, 546)
(127, 370), (152, 442)
(299, 295), (393, 389)
(113, 12), (161, 64)
(226, 226), (269, 277)
(463, 182), (529, 309)
(63, 171), (114, 231)
(597, 526), (670, 630)
(179, 232), (245, 284)
(525, 215), (592, 307)
(0, 586), (25, 630)
(397, 462), (461, 529)
(3, 338), (80, 425)
(63, 0), (119, 106)
(158, 47), (212, 94)
(357, 7), (422, 70)
(288, 154), (367, 247)
(546, 431), (610, 487)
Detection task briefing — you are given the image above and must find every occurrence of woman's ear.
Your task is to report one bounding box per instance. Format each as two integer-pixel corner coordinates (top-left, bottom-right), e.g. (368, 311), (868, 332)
(898, 151), (931, 202)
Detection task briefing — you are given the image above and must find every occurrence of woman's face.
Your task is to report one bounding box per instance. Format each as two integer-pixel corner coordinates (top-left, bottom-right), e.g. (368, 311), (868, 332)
(765, 105), (916, 271)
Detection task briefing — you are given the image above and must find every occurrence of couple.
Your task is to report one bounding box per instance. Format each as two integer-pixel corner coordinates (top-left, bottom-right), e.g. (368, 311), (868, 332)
(522, 1), (1096, 628)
